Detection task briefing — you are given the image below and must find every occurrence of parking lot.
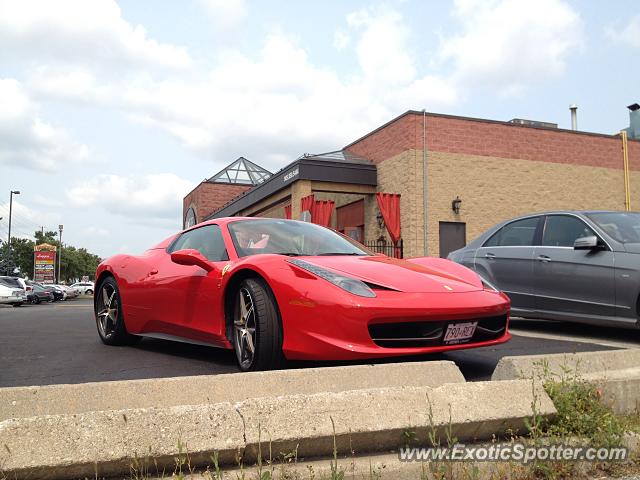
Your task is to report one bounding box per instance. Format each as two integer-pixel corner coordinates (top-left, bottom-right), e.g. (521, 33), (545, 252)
(1, 299), (636, 388)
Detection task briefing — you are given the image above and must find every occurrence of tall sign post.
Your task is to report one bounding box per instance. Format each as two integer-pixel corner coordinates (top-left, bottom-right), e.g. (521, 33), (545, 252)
(58, 224), (64, 284)
(34, 243), (57, 284)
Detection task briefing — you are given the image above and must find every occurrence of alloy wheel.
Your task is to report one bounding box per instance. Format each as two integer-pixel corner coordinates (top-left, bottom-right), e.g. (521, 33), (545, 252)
(234, 287), (257, 369)
(97, 283), (119, 338)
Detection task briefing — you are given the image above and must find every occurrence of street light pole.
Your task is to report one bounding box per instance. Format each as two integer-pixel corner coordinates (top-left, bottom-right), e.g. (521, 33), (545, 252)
(7, 190), (20, 275)
(58, 224), (64, 284)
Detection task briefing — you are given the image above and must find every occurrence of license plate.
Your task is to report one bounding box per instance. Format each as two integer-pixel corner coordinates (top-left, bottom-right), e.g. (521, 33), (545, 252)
(443, 321), (478, 344)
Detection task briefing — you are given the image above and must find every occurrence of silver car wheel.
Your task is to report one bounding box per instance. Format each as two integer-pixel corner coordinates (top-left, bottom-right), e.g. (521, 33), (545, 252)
(234, 287), (257, 369)
(97, 284), (119, 338)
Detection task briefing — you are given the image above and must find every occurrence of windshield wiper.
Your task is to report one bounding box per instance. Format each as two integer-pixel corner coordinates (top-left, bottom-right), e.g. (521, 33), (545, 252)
(276, 252), (303, 256)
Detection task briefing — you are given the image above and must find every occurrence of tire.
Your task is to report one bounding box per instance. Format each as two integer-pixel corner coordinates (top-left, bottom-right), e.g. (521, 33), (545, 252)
(34, 296), (41, 305)
(95, 277), (141, 346)
(86, 289), (93, 295)
(232, 278), (283, 372)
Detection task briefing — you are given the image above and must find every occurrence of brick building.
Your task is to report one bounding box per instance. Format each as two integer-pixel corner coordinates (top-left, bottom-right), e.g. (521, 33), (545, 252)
(183, 108), (640, 258)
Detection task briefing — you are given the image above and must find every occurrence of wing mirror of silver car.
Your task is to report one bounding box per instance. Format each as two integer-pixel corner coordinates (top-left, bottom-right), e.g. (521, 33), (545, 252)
(170, 249), (216, 272)
(573, 235), (603, 250)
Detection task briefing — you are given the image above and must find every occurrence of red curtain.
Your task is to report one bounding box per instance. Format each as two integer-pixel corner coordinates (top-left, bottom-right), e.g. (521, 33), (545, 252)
(312, 200), (335, 227)
(300, 194), (315, 221)
(284, 204), (292, 219)
(376, 193), (401, 257)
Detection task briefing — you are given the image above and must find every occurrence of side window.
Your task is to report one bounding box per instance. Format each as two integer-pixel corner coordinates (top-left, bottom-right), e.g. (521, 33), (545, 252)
(542, 216), (595, 247)
(170, 225), (229, 261)
(484, 217), (540, 247)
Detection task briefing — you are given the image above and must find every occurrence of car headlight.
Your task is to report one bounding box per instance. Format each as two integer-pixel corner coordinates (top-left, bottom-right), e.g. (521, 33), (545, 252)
(288, 259), (376, 298)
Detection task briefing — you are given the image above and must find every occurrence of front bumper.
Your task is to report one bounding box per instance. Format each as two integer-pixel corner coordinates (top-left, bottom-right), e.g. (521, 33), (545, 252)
(278, 286), (511, 361)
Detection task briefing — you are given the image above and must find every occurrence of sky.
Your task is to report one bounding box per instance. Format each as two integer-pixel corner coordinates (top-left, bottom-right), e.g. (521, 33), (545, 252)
(0, 0), (639, 258)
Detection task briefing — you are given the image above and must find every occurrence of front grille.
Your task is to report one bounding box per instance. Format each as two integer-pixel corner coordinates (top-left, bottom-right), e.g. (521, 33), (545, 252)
(368, 314), (508, 348)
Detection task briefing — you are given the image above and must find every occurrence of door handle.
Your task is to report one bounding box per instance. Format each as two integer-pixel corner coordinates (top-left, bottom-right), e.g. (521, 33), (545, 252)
(537, 255), (551, 262)
(149, 268), (158, 275)
(484, 253), (496, 259)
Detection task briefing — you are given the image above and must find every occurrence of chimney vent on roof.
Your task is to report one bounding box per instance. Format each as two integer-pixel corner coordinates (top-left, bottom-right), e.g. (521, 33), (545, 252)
(569, 104), (578, 130)
(625, 103), (640, 140)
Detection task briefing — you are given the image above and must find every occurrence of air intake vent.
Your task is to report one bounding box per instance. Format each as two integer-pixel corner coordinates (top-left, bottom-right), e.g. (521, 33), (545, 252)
(509, 118), (558, 129)
(626, 103), (640, 140)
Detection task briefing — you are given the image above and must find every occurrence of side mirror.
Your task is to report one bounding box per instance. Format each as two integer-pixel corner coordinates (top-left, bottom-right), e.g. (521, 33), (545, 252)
(170, 249), (215, 272)
(573, 235), (600, 250)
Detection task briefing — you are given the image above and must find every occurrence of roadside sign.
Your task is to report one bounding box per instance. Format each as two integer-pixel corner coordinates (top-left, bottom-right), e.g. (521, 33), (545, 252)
(34, 243), (57, 284)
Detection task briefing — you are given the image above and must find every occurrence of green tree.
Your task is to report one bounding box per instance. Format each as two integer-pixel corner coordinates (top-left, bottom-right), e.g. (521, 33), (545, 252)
(0, 230), (102, 281)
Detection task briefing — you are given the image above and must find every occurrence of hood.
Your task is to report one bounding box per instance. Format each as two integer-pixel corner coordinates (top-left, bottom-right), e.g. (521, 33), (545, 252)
(303, 255), (482, 293)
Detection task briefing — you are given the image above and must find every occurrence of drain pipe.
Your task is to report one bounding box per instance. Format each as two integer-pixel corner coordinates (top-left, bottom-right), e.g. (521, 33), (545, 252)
(422, 109), (429, 256)
(622, 130), (631, 211)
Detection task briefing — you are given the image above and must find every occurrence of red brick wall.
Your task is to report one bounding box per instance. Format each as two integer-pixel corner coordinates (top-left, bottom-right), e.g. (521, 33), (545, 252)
(345, 113), (419, 164)
(345, 111), (640, 171)
(183, 183), (250, 225)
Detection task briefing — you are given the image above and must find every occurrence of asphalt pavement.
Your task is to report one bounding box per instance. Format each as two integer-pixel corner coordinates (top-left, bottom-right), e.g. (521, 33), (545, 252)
(0, 298), (632, 387)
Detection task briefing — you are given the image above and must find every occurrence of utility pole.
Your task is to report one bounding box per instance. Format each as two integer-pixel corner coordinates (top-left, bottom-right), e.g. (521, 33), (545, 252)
(58, 224), (64, 283)
(8, 190), (20, 275)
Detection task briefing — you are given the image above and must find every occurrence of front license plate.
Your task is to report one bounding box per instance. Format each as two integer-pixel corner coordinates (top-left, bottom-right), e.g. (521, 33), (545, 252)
(443, 321), (478, 345)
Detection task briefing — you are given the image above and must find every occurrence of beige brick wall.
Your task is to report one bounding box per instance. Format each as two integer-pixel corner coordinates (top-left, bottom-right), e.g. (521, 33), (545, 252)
(425, 151), (630, 257)
(376, 149), (425, 257)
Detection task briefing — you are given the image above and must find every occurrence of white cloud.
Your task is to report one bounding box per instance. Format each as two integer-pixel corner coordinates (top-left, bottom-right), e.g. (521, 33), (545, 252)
(198, 0), (247, 30)
(606, 15), (640, 48)
(0, 200), (61, 239)
(0, 78), (90, 171)
(66, 173), (195, 226)
(347, 7), (416, 86)
(0, 0), (191, 71)
(28, 65), (113, 104)
(439, 0), (583, 95)
(82, 226), (109, 237)
(333, 30), (350, 51)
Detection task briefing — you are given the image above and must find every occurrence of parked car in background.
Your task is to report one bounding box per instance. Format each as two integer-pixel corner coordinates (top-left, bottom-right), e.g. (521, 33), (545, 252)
(28, 284), (54, 304)
(65, 285), (79, 298)
(0, 283), (26, 306)
(0, 276), (32, 295)
(71, 282), (94, 295)
(25, 280), (63, 301)
(448, 211), (640, 329)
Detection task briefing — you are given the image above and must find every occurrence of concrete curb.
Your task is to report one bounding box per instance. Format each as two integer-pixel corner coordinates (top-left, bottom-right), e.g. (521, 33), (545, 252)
(491, 349), (640, 414)
(0, 380), (556, 479)
(0, 361), (464, 421)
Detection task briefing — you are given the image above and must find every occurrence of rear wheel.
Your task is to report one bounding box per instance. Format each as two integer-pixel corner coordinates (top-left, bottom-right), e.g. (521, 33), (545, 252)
(232, 278), (283, 372)
(95, 277), (140, 346)
(86, 289), (93, 295)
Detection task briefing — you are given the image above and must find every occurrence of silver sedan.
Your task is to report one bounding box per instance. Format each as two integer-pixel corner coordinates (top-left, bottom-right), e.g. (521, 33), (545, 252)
(448, 211), (640, 328)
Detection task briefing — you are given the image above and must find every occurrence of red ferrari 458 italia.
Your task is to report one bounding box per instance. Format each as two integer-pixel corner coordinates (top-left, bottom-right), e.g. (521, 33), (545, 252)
(94, 218), (510, 371)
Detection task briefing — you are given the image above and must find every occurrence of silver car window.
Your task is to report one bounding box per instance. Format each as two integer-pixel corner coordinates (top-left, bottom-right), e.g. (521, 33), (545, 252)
(542, 215), (595, 247)
(484, 217), (539, 247)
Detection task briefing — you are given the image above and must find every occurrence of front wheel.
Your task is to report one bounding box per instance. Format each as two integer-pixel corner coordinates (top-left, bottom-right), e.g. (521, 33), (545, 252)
(95, 277), (140, 346)
(86, 289), (93, 295)
(232, 278), (283, 372)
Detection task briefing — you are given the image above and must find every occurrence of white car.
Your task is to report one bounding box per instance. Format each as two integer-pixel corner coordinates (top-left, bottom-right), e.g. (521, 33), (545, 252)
(70, 282), (94, 295)
(0, 283), (26, 307)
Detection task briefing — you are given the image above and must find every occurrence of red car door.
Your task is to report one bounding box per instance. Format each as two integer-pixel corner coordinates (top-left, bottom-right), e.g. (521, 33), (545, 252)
(144, 224), (230, 346)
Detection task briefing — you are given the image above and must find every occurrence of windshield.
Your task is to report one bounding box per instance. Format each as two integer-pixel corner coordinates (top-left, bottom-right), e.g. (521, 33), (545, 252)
(228, 219), (371, 257)
(586, 212), (640, 243)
